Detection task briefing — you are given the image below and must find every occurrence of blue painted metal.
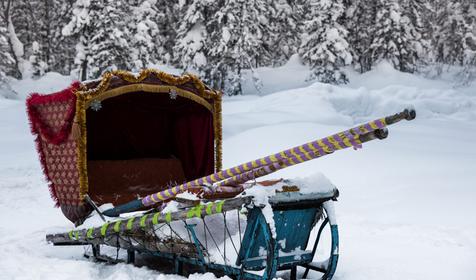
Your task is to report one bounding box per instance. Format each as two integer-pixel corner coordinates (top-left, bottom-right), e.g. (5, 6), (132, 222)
(234, 200), (339, 279)
(243, 253), (313, 269)
(302, 217), (329, 278)
(103, 194), (340, 280)
(322, 225), (339, 280)
(237, 207), (318, 269)
(301, 221), (339, 279)
(102, 199), (143, 217)
(233, 207), (278, 279)
(185, 223), (206, 272)
(236, 208), (261, 267)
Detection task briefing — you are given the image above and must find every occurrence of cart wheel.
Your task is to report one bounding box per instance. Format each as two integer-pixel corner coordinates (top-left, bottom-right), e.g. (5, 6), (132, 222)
(302, 201), (339, 280)
(237, 208), (278, 280)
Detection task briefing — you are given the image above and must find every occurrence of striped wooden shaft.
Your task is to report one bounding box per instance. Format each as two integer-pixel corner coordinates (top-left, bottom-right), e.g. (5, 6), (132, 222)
(141, 118), (386, 206)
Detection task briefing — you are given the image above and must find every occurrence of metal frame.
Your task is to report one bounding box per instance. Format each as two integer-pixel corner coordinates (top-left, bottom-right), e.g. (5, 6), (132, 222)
(129, 203), (338, 280)
(49, 198), (339, 280)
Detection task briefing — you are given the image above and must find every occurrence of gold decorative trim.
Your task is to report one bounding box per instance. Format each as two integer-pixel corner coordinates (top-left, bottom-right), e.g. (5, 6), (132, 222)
(78, 69), (212, 101)
(214, 91), (223, 172)
(85, 84), (213, 112)
(74, 69), (223, 201)
(75, 93), (89, 200)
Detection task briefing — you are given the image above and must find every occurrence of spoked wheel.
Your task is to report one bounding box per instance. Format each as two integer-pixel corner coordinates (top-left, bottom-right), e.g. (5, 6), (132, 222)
(301, 201), (339, 280)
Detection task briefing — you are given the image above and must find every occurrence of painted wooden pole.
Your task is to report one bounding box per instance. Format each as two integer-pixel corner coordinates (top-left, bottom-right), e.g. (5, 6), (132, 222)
(103, 109), (415, 217)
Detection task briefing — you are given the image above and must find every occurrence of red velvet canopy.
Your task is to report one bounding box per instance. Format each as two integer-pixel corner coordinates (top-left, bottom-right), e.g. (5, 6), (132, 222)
(27, 69), (222, 225)
(86, 91), (215, 206)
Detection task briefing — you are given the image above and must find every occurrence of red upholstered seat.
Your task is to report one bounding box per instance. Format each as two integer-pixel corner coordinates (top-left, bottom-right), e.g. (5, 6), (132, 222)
(87, 158), (186, 206)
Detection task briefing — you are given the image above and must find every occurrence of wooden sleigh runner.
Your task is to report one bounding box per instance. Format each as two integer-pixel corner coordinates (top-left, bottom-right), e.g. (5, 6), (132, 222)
(27, 69), (416, 279)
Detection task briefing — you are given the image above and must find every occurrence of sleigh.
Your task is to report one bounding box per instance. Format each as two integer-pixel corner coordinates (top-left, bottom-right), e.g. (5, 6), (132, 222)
(27, 69), (415, 279)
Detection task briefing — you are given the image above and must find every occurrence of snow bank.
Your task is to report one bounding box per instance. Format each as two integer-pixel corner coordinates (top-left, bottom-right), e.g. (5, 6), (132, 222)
(224, 66), (475, 139)
(240, 58), (475, 97)
(1, 65), (476, 279)
(9, 72), (75, 99)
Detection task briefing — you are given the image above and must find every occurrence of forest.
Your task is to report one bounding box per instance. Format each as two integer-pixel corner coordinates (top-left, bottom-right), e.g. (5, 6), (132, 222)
(1, 0), (475, 95)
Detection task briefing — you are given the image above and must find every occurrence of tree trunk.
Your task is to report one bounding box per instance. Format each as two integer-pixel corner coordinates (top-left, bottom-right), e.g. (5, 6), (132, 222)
(2, 0), (23, 79)
(81, 58), (87, 81)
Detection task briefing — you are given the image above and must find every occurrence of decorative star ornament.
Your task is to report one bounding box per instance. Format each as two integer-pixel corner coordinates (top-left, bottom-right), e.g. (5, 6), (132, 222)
(169, 89), (178, 100)
(90, 100), (102, 111)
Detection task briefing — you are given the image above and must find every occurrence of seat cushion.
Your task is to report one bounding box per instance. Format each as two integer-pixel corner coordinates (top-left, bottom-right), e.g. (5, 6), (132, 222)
(87, 158), (186, 206)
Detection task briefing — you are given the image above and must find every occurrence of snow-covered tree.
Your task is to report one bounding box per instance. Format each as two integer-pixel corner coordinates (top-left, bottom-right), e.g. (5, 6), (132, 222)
(36, 0), (77, 75)
(346, 0), (377, 73)
(0, 0), (27, 79)
(129, 0), (162, 71)
(0, 0), (68, 78)
(207, 0), (273, 95)
(368, 0), (424, 73)
(0, 24), (16, 98)
(435, 0), (476, 66)
(29, 41), (48, 77)
(0, 21), (13, 75)
(403, 0), (432, 61)
(299, 0), (352, 84)
(63, 0), (132, 80)
(271, 0), (302, 66)
(173, 0), (215, 75)
(0, 0), (474, 87)
(150, 0), (180, 64)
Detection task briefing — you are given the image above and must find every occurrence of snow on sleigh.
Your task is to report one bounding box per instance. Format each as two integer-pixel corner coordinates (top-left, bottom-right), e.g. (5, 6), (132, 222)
(27, 69), (416, 280)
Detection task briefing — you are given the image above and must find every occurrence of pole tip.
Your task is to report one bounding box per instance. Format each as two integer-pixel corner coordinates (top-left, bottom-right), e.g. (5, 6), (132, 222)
(375, 128), (389, 139)
(403, 108), (416, 121)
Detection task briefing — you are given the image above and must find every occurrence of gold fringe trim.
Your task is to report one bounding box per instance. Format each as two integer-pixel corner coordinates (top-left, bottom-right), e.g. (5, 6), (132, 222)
(71, 121), (81, 141)
(214, 91), (223, 172)
(78, 69), (214, 101)
(74, 69), (223, 201)
(75, 94), (89, 200)
(85, 84), (213, 112)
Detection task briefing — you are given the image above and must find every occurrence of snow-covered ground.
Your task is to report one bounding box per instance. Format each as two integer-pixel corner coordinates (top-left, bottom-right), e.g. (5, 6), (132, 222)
(0, 64), (475, 279)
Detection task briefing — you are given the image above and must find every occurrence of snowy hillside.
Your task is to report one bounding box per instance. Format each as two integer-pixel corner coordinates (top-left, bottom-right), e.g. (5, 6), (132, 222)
(0, 66), (475, 280)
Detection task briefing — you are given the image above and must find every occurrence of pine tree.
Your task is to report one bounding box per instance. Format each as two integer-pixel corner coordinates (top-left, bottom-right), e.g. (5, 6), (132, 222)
(29, 41), (48, 77)
(129, 0), (161, 71)
(404, 0), (432, 60)
(457, 1), (476, 84)
(346, 0), (377, 73)
(0, 24), (16, 97)
(299, 0), (352, 84)
(0, 0), (77, 77)
(152, 0), (180, 64)
(173, 0), (214, 75)
(0, 25), (16, 98)
(435, 0), (476, 66)
(49, 0), (77, 75)
(63, 0), (132, 80)
(0, 20), (14, 76)
(37, 0), (77, 75)
(0, 0), (27, 79)
(271, 0), (302, 66)
(369, 0), (423, 73)
(207, 0), (273, 95)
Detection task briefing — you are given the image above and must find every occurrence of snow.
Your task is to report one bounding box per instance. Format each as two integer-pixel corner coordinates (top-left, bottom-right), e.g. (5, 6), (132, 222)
(7, 17), (24, 59)
(162, 200), (179, 213)
(243, 185), (277, 238)
(322, 201), (337, 226)
(8, 72), (75, 99)
(175, 191), (200, 201)
(1, 65), (476, 279)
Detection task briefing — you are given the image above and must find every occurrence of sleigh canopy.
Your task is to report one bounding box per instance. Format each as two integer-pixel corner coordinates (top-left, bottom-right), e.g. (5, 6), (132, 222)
(27, 69), (223, 224)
